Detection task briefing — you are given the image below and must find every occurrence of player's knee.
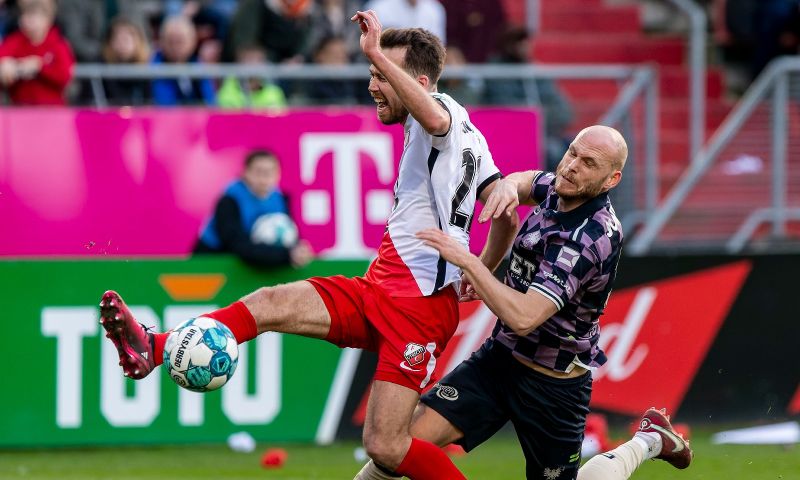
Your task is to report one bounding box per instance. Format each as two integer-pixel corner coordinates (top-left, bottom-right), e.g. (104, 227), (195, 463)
(245, 285), (287, 314)
(245, 285), (278, 303)
(363, 431), (408, 469)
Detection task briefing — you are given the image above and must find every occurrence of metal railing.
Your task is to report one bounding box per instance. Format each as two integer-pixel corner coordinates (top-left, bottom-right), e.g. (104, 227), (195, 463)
(599, 66), (660, 230)
(666, 0), (707, 165)
(627, 56), (800, 255)
(74, 63), (643, 106)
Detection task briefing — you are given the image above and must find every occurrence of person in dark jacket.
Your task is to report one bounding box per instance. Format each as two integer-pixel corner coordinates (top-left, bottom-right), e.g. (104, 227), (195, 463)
(100, 16), (152, 105)
(151, 15), (215, 106)
(195, 149), (313, 268)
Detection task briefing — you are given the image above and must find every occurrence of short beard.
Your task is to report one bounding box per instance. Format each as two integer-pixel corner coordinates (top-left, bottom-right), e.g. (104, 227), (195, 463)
(378, 104), (408, 125)
(556, 178), (606, 202)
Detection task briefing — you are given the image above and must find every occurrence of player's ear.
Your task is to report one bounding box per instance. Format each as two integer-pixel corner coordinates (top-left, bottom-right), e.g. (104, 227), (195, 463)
(604, 171), (622, 190)
(417, 75), (430, 89)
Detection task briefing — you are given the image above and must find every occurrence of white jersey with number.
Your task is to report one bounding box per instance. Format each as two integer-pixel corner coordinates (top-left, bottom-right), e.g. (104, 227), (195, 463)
(365, 92), (502, 297)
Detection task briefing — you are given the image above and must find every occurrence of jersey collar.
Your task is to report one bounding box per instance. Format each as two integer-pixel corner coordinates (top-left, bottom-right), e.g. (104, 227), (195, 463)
(544, 191), (610, 230)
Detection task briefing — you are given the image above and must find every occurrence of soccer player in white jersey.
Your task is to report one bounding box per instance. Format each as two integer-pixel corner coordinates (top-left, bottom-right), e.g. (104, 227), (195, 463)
(98, 9), (516, 480)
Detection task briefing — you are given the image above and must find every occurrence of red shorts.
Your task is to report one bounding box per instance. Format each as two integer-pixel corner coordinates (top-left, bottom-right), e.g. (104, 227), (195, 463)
(307, 275), (458, 392)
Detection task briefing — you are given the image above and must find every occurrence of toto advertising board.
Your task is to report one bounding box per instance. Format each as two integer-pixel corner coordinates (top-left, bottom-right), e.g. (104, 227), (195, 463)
(0, 258), (368, 447)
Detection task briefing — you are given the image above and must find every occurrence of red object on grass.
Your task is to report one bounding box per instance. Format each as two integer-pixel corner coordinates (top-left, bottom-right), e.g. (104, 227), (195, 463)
(261, 448), (288, 468)
(443, 444), (466, 457)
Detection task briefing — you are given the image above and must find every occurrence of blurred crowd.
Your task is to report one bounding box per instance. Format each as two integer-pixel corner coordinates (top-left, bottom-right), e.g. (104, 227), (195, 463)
(0, 0), (556, 109)
(0, 0), (579, 168)
(1, 0), (798, 168)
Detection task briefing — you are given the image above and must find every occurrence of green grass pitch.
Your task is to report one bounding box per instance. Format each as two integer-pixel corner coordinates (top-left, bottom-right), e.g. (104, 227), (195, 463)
(1, 430), (798, 479)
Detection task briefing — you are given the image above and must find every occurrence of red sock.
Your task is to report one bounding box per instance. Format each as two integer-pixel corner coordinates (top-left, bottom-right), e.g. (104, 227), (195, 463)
(154, 302), (258, 367)
(203, 301), (258, 344)
(153, 333), (168, 367)
(395, 438), (466, 480)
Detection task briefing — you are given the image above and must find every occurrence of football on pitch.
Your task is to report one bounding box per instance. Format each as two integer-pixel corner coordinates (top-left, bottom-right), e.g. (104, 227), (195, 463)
(251, 212), (299, 248)
(163, 316), (239, 392)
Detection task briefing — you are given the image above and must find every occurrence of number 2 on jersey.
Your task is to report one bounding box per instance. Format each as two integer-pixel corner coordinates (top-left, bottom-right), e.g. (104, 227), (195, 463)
(450, 149), (479, 233)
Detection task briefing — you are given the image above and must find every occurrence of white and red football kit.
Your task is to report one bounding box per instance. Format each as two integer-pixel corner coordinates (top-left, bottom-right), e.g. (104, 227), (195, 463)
(309, 93), (502, 391)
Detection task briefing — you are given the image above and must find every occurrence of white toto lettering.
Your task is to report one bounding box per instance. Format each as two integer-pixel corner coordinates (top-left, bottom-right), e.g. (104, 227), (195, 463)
(41, 307), (97, 428)
(100, 306), (161, 426)
(42, 305), (283, 429)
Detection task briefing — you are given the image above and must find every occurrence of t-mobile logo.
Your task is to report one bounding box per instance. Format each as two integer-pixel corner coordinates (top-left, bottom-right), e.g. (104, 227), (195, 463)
(300, 133), (395, 258)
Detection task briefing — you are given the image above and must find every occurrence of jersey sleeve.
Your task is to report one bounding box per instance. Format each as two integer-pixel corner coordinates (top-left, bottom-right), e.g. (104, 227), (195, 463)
(430, 92), (457, 150)
(528, 237), (598, 310)
(475, 143), (502, 198)
(531, 171), (556, 204)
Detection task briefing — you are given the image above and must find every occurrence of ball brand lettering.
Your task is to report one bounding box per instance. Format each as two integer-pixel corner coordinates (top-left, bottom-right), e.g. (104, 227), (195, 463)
(173, 328), (196, 366)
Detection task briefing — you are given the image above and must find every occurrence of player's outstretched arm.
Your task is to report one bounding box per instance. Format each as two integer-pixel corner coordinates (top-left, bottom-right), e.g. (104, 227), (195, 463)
(475, 178), (520, 274)
(417, 229), (557, 336)
(477, 170), (542, 223)
(352, 10), (450, 135)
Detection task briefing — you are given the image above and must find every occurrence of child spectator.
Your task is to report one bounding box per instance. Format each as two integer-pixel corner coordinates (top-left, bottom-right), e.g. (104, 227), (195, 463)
(299, 34), (357, 104)
(195, 149), (313, 268)
(0, 0), (74, 105)
(216, 44), (286, 109)
(101, 16), (151, 105)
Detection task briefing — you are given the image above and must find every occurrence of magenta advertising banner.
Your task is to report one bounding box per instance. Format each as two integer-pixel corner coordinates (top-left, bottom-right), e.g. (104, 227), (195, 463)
(0, 107), (540, 258)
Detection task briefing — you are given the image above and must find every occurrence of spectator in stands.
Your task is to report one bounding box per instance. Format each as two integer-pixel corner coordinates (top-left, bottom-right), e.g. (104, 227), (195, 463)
(711, 0), (800, 81)
(295, 34), (358, 104)
(441, 45), (481, 105)
(151, 15), (216, 106)
(0, 0), (74, 105)
(305, 0), (361, 61)
(195, 149), (313, 269)
(101, 16), (151, 105)
(0, 0), (20, 40)
(439, 0), (506, 63)
(225, 0), (311, 64)
(115, 0), (160, 39)
(216, 43), (286, 108)
(751, 0), (800, 77)
(483, 26), (574, 171)
(57, 0), (107, 62)
(163, 0), (229, 64)
(363, 0), (446, 44)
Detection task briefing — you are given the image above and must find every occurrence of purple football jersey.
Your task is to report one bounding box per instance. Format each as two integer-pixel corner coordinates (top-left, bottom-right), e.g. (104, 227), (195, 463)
(492, 172), (623, 372)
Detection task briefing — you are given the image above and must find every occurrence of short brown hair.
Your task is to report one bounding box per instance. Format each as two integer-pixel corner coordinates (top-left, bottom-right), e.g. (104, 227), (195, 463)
(20, 0), (56, 17)
(380, 28), (445, 85)
(245, 149), (279, 168)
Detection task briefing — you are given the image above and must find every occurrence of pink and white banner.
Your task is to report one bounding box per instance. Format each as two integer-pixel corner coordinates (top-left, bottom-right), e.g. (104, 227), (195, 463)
(0, 107), (540, 258)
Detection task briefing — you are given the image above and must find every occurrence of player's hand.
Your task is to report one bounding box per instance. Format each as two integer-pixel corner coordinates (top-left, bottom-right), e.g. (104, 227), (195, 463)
(351, 10), (382, 60)
(478, 178), (519, 223)
(416, 229), (474, 268)
(458, 274), (481, 302)
(290, 240), (314, 268)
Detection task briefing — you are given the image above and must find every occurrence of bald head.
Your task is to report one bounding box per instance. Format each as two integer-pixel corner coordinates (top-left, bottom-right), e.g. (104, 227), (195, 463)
(575, 125), (628, 171)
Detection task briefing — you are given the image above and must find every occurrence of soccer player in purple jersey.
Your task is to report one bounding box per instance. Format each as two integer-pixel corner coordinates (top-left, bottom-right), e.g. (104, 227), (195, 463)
(355, 125), (692, 479)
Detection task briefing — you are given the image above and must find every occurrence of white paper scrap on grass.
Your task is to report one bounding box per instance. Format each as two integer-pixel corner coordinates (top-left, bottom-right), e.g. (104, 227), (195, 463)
(711, 421), (800, 445)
